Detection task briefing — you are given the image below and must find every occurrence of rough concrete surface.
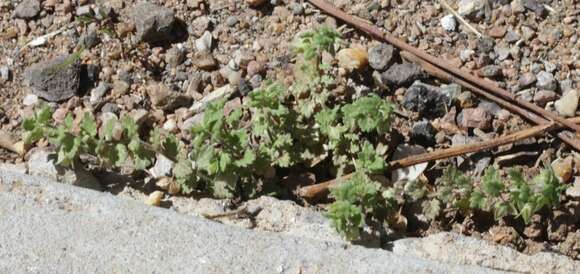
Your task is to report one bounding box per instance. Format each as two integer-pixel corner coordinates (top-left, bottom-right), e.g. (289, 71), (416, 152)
(0, 168), (500, 274)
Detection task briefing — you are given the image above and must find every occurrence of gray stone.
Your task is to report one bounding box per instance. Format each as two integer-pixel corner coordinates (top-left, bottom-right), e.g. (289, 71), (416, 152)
(402, 82), (447, 117)
(130, 2), (176, 43)
(26, 150), (102, 191)
(292, 2), (304, 15)
(79, 30), (99, 48)
(518, 72), (537, 89)
(165, 46), (186, 67)
(440, 14), (456, 32)
(24, 55), (81, 102)
(505, 31), (521, 43)
(75, 5), (92, 16)
(368, 43), (396, 71)
(411, 120), (437, 146)
(0, 66), (10, 81)
(393, 232), (579, 273)
(0, 170), (498, 273)
(149, 154), (174, 179)
(196, 31), (213, 52)
(536, 71), (556, 91)
(89, 82), (111, 104)
(22, 94), (39, 106)
(146, 83), (192, 112)
(225, 16), (239, 27)
(101, 103), (120, 114)
(522, 0), (546, 16)
(555, 89), (579, 117)
(14, 0), (41, 19)
(494, 46), (510, 61)
(381, 63), (424, 87)
(478, 65), (502, 78)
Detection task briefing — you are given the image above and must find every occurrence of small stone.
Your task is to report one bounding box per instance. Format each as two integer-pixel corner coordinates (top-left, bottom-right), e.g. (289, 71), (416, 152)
(146, 83), (192, 111)
(368, 44), (395, 71)
(458, 0), (484, 16)
(145, 191), (164, 207)
(76, 5), (92, 16)
(518, 72), (537, 89)
(0, 66), (10, 82)
(14, 0), (41, 19)
(196, 31), (213, 52)
(149, 154), (174, 179)
(523, 0), (546, 16)
(477, 37), (495, 54)
(440, 14), (456, 32)
(511, 0), (525, 13)
(533, 90), (557, 107)
(382, 63), (424, 86)
(566, 178), (580, 199)
(79, 30), (99, 48)
(336, 48), (368, 71)
(190, 16), (210, 37)
(249, 74), (263, 89)
(101, 103), (120, 114)
(494, 46), (510, 61)
(536, 71), (556, 91)
(246, 0), (266, 7)
(505, 31), (521, 43)
(478, 65), (503, 78)
(225, 16), (239, 27)
(292, 2), (304, 15)
(220, 67), (242, 86)
(22, 94), (39, 106)
(487, 26), (507, 38)
(246, 60), (264, 77)
(459, 49), (475, 62)
(457, 92), (477, 108)
(552, 157), (574, 183)
(411, 120), (437, 146)
(165, 46), (186, 67)
(555, 90), (579, 117)
(193, 51), (217, 70)
(458, 108), (493, 130)
(130, 3), (176, 43)
(90, 82), (111, 104)
(111, 80), (130, 97)
(402, 83), (447, 117)
(24, 55), (81, 102)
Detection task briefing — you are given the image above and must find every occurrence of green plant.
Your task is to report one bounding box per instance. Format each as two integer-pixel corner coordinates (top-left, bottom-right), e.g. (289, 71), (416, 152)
(435, 166), (567, 224)
(326, 172), (382, 240)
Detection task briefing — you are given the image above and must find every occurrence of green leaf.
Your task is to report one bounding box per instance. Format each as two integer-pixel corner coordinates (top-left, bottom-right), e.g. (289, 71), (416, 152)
(80, 112), (98, 138)
(235, 150), (256, 168)
(355, 141), (386, 174)
(114, 143), (128, 167)
(482, 167), (504, 197)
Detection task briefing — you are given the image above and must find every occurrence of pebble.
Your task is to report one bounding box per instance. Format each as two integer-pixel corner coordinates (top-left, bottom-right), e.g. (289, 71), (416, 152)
(478, 65), (503, 78)
(518, 72), (537, 89)
(22, 94), (39, 106)
(552, 157), (574, 183)
(458, 108), (493, 130)
(411, 120), (437, 146)
(382, 63), (424, 86)
(458, 0), (484, 16)
(0, 66), (10, 81)
(488, 26), (507, 38)
(145, 191), (164, 207)
(111, 80), (130, 97)
(477, 37), (495, 54)
(336, 48), (368, 71)
(190, 16), (210, 37)
(533, 90), (557, 107)
(440, 15), (456, 32)
(565, 178), (580, 199)
(457, 92), (477, 108)
(402, 82), (447, 117)
(24, 55), (81, 102)
(536, 71), (556, 91)
(246, 60), (264, 77)
(292, 3), (304, 15)
(193, 51), (218, 70)
(196, 31), (213, 52)
(494, 46), (510, 61)
(90, 82), (111, 104)
(79, 30), (99, 48)
(14, 0), (41, 19)
(505, 31), (521, 43)
(165, 46), (186, 67)
(368, 44), (395, 71)
(555, 89), (579, 117)
(459, 49), (475, 62)
(225, 16), (239, 27)
(130, 2), (176, 43)
(146, 83), (192, 111)
(101, 103), (120, 114)
(523, 0), (546, 16)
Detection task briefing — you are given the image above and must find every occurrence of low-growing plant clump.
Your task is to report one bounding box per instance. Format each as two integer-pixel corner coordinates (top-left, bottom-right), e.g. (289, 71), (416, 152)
(22, 27), (569, 241)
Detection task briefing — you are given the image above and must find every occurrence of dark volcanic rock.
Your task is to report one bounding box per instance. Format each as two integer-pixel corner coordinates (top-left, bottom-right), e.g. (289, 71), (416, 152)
(402, 83), (447, 117)
(411, 120), (437, 146)
(24, 55), (82, 102)
(381, 63), (424, 87)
